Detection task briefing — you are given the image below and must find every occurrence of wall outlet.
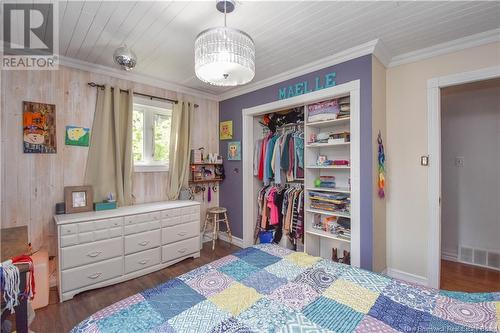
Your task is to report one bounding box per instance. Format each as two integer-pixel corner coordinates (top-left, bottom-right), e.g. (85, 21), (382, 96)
(455, 156), (464, 167)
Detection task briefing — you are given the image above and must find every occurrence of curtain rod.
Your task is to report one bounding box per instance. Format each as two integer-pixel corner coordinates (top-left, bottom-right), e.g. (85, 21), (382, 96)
(87, 82), (199, 108)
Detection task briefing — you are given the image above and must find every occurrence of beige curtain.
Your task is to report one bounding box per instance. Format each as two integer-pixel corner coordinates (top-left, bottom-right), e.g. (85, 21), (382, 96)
(85, 85), (133, 206)
(167, 101), (192, 200)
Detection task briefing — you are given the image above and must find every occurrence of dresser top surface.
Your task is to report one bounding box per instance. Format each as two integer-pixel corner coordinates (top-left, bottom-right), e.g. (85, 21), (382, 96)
(54, 201), (200, 225)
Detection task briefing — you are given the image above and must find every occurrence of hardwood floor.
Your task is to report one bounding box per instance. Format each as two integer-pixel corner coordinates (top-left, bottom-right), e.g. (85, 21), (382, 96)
(440, 259), (500, 293)
(29, 240), (240, 333)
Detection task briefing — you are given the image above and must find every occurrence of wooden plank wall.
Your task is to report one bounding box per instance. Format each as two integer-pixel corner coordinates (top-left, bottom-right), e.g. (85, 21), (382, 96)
(1, 66), (219, 255)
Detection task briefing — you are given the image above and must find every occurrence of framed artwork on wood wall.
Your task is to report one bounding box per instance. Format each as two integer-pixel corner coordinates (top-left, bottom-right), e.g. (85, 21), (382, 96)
(64, 186), (93, 214)
(23, 101), (57, 153)
(65, 126), (90, 146)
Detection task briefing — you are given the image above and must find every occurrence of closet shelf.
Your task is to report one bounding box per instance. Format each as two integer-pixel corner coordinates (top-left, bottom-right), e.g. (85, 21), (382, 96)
(305, 165), (350, 169)
(306, 142), (350, 148)
(306, 117), (350, 128)
(306, 208), (351, 218)
(306, 187), (350, 193)
(306, 229), (351, 243)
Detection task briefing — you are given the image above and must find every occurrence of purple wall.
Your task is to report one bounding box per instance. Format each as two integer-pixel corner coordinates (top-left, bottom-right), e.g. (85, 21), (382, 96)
(219, 55), (373, 269)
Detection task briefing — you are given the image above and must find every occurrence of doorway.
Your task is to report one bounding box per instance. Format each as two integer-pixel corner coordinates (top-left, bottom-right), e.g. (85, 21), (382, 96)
(427, 66), (500, 288)
(440, 79), (500, 292)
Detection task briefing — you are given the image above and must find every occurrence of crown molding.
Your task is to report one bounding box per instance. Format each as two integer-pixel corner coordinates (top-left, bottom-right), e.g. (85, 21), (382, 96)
(388, 28), (500, 68)
(218, 39), (380, 101)
(58, 55), (220, 101)
(372, 38), (393, 68)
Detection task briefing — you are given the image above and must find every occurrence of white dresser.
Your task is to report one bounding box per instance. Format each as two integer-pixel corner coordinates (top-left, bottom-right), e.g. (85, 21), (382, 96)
(54, 201), (200, 302)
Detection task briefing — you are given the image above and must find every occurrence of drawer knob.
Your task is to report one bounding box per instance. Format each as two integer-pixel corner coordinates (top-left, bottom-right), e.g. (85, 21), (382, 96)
(87, 251), (102, 258)
(177, 232), (187, 237)
(138, 240), (150, 246)
(138, 259), (149, 265)
(178, 248), (187, 254)
(87, 272), (102, 279)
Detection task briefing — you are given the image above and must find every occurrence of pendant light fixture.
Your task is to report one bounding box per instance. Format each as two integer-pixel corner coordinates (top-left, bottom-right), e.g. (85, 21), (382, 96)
(113, 45), (137, 71)
(194, 0), (255, 86)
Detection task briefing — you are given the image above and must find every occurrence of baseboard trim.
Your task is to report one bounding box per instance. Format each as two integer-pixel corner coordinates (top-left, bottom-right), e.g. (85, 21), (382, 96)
(386, 268), (429, 287)
(441, 251), (458, 262)
(202, 233), (244, 248)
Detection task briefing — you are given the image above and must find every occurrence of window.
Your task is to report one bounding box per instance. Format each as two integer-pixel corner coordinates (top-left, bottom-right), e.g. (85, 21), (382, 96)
(132, 97), (172, 172)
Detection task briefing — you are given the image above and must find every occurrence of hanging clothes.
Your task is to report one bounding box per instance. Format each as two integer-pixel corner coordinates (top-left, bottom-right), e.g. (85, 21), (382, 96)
(255, 184), (304, 245)
(254, 126), (304, 184)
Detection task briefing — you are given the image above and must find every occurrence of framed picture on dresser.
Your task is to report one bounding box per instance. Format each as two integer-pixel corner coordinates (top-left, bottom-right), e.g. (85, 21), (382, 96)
(64, 186), (93, 213)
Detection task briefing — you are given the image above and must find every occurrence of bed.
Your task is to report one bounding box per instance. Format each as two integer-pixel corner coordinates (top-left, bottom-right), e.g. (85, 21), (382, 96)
(72, 244), (500, 333)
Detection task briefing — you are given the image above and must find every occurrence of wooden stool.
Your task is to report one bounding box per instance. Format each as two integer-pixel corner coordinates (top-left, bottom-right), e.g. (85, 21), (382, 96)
(202, 207), (232, 250)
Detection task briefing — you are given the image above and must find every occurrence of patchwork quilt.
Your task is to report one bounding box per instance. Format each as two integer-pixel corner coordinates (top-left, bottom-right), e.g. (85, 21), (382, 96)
(72, 244), (500, 333)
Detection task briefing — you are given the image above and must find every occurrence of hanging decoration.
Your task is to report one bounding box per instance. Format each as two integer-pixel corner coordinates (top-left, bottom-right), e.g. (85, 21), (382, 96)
(377, 131), (385, 198)
(194, 0), (255, 86)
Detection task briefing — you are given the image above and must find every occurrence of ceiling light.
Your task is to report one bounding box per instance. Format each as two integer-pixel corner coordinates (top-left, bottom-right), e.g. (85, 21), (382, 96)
(113, 45), (137, 71)
(194, 0), (255, 86)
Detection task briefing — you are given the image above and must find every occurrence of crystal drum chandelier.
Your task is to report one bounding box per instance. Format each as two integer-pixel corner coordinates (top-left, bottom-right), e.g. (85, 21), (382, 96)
(194, 0), (255, 86)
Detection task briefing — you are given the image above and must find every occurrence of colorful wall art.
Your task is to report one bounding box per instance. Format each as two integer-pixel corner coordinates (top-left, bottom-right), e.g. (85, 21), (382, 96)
(219, 120), (233, 140)
(65, 126), (90, 147)
(23, 101), (57, 153)
(227, 141), (241, 161)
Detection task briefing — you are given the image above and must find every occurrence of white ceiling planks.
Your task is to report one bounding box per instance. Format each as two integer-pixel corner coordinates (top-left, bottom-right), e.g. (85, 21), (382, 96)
(64, 0), (103, 57)
(15, 0), (494, 95)
(84, 1), (138, 65)
(67, 1), (121, 60)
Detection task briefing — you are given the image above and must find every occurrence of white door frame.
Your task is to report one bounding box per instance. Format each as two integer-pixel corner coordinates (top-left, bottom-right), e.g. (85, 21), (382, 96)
(242, 81), (360, 248)
(427, 66), (500, 289)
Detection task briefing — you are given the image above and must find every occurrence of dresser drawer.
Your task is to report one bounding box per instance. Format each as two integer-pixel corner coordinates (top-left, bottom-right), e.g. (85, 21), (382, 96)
(162, 222), (199, 245)
(60, 234), (79, 247)
(60, 224), (77, 236)
(124, 230), (160, 254)
(61, 237), (123, 270)
(182, 205), (199, 215)
(61, 257), (123, 292)
(94, 217), (123, 230)
(124, 220), (161, 235)
(162, 236), (199, 263)
(78, 222), (94, 233)
(124, 213), (149, 225)
(124, 248), (161, 274)
(182, 213), (199, 223)
(161, 208), (182, 219)
(161, 216), (182, 228)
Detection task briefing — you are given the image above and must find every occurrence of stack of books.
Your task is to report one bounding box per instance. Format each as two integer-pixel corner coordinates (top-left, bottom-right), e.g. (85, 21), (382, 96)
(338, 96), (350, 119)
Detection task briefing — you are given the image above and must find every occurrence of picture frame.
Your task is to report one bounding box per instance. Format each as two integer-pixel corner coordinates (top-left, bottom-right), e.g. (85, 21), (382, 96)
(64, 186), (93, 214)
(23, 101), (57, 153)
(65, 126), (90, 146)
(219, 120), (233, 140)
(227, 141), (241, 161)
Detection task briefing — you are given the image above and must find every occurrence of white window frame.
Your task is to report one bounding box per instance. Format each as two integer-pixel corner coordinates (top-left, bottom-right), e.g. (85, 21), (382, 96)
(133, 96), (172, 173)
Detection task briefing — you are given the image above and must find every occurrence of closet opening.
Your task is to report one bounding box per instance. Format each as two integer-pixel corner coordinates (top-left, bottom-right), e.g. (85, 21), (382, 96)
(439, 78), (500, 292)
(242, 81), (361, 266)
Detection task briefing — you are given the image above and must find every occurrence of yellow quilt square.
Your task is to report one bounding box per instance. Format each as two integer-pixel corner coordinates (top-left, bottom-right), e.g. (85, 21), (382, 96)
(208, 282), (262, 316)
(285, 252), (321, 268)
(323, 279), (379, 314)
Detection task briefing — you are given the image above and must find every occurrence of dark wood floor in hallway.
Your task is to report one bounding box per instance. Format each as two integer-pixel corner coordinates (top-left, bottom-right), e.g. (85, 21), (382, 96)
(30, 240), (240, 333)
(440, 259), (500, 293)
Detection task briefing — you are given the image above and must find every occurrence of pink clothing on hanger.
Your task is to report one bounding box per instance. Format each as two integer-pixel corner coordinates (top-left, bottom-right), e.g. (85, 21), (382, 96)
(267, 188), (279, 226)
